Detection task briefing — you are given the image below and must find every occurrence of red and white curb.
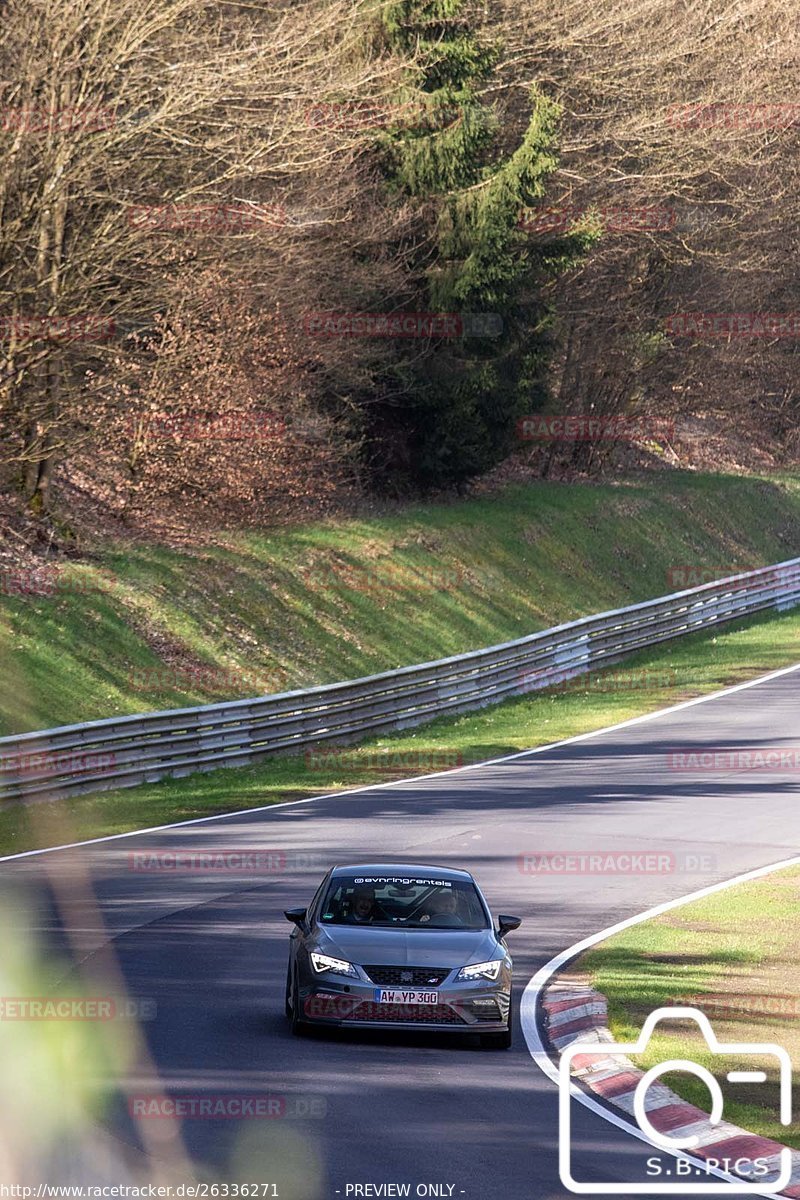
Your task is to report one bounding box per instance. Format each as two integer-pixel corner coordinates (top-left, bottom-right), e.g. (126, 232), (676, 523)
(541, 981), (800, 1196)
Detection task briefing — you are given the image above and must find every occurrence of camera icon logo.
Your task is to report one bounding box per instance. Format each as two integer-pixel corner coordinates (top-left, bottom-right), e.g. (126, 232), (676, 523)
(558, 1006), (792, 1194)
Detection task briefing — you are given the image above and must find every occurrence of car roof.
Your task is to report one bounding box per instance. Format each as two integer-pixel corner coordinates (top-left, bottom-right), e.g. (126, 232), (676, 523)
(330, 863), (474, 882)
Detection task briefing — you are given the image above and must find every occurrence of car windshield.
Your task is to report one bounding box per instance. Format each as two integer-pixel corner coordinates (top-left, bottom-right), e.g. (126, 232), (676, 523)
(319, 873), (489, 930)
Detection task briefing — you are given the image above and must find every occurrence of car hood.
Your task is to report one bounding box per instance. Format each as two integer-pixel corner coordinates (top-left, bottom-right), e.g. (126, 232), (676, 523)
(313, 925), (500, 967)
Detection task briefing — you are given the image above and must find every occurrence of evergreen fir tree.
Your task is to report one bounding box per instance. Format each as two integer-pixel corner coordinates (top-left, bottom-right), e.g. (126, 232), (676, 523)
(371, 0), (594, 489)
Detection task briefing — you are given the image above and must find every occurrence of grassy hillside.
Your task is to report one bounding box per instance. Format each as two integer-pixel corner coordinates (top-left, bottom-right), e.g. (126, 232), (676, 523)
(2, 471), (800, 738)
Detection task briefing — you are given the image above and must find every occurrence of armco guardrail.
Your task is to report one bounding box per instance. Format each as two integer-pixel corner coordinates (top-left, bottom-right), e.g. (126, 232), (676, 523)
(2, 559), (800, 803)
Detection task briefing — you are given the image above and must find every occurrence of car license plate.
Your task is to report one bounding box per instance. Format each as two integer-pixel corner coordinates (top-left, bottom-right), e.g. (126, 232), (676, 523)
(374, 989), (439, 1004)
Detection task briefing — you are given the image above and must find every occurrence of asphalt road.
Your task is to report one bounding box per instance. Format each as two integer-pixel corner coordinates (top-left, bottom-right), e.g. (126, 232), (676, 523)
(3, 664), (800, 1199)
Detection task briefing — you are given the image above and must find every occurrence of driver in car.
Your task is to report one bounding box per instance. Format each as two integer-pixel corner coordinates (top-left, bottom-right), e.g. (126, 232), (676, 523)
(349, 884), (388, 924)
(420, 888), (463, 926)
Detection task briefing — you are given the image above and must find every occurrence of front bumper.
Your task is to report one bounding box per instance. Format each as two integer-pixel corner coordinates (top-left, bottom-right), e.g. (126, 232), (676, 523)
(298, 974), (511, 1033)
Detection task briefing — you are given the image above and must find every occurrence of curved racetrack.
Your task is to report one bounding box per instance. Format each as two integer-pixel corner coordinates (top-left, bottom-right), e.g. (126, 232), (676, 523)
(3, 664), (800, 1199)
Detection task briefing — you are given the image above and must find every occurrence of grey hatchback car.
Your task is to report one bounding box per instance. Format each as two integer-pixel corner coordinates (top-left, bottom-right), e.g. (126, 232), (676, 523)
(284, 863), (521, 1048)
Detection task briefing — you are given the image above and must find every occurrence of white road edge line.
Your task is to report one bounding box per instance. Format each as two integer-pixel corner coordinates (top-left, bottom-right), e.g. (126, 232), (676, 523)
(520, 852), (800, 1199)
(2, 656), (800, 864)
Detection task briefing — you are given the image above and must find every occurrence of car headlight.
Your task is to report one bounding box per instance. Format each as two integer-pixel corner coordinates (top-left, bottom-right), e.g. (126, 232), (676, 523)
(457, 959), (502, 982)
(310, 952), (358, 978)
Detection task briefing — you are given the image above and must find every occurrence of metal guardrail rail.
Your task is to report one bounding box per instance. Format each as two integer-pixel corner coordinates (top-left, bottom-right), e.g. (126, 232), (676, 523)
(2, 559), (799, 802)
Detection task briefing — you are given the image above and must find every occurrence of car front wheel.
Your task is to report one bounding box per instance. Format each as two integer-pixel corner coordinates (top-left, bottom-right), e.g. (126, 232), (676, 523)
(481, 1025), (512, 1049)
(289, 966), (308, 1037)
(481, 994), (513, 1048)
(284, 962), (293, 1020)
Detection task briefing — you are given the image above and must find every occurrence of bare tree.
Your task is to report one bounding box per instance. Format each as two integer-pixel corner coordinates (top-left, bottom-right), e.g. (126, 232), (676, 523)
(492, 0), (800, 465)
(0, 0), (406, 511)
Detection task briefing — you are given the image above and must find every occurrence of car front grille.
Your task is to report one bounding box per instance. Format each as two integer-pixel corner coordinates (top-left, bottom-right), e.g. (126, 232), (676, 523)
(350, 1001), (465, 1025)
(364, 965), (451, 987)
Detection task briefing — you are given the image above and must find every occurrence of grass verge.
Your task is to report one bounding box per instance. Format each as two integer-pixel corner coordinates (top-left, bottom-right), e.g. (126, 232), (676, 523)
(573, 861), (800, 1149)
(2, 470), (800, 736)
(3, 602), (800, 858)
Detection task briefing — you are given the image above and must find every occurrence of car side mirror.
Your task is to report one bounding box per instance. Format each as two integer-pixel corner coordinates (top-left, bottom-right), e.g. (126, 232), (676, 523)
(497, 914), (522, 939)
(284, 907), (308, 932)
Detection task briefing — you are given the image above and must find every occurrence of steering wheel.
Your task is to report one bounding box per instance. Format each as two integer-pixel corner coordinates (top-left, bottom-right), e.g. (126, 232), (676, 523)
(403, 887), (440, 923)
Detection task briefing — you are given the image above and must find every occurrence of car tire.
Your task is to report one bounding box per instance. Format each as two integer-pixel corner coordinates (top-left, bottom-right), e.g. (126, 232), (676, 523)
(289, 967), (308, 1037)
(481, 996), (513, 1048)
(284, 962), (293, 1020)
(481, 1025), (512, 1049)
